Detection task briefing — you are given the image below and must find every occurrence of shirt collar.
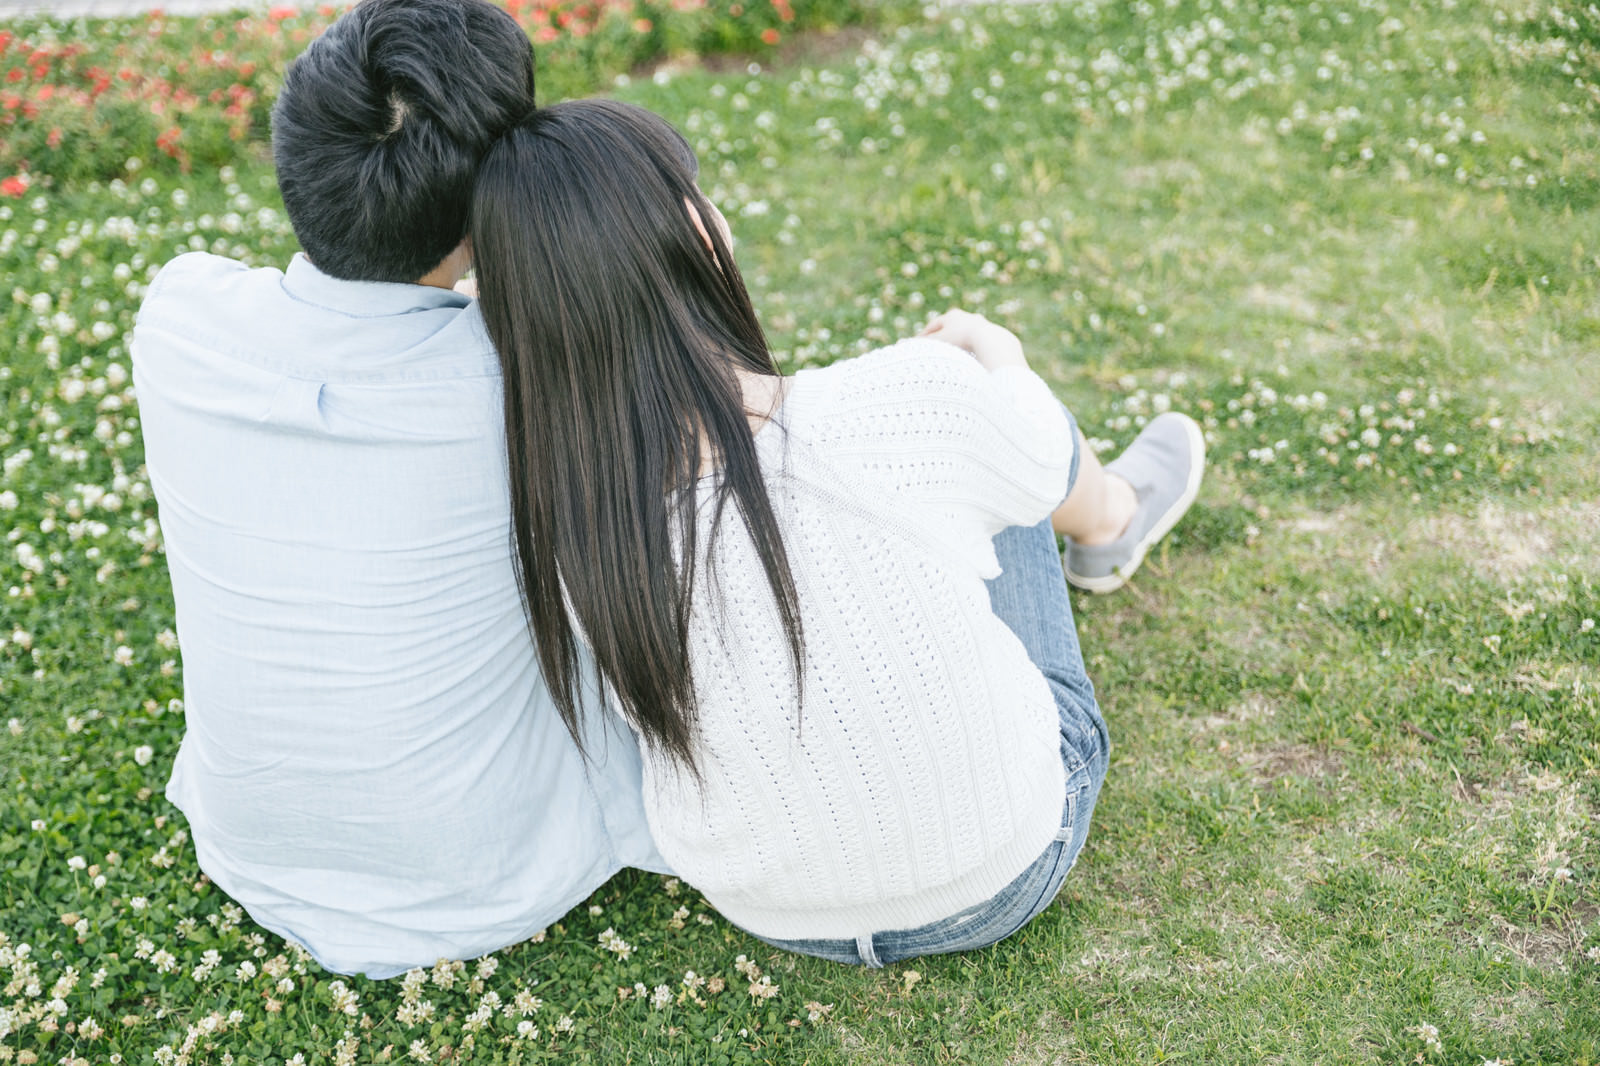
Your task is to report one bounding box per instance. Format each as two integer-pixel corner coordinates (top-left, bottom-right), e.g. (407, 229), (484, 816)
(282, 253), (470, 317)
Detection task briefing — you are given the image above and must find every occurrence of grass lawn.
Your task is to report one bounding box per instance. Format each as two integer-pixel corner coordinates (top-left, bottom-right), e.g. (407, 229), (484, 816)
(3, 0), (1598, 1062)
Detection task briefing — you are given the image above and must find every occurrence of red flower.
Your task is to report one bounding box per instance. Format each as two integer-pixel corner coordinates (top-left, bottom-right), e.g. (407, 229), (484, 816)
(1, 173), (29, 197)
(156, 124), (183, 157)
(267, 5), (298, 20)
(760, 27), (779, 44)
(46, 127), (61, 148)
(532, 25), (558, 42)
(633, 16), (651, 31)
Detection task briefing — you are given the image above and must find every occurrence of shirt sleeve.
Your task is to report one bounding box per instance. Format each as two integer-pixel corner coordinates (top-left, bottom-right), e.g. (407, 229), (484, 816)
(805, 337), (1075, 577)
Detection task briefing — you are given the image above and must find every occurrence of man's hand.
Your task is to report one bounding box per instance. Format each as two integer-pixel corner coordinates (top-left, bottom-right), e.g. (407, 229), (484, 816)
(918, 309), (1027, 372)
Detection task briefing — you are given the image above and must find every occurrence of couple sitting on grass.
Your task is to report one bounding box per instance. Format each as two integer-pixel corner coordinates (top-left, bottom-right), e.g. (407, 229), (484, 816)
(131, 0), (1205, 978)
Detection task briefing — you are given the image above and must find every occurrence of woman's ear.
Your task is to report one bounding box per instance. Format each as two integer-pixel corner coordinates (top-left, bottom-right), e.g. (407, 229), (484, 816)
(685, 197), (716, 255)
(685, 192), (733, 264)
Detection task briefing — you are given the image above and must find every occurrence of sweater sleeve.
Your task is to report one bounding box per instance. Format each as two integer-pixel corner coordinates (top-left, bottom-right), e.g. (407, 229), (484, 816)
(805, 337), (1075, 577)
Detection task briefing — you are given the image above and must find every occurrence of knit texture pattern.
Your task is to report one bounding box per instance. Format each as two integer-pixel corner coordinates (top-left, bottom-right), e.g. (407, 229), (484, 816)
(639, 338), (1076, 940)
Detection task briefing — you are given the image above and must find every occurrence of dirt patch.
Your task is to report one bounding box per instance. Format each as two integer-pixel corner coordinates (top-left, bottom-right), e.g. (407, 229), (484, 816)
(1414, 499), (1600, 581)
(1183, 693), (1281, 735)
(1121, 159), (1205, 190)
(1467, 902), (1599, 972)
(1243, 282), (1321, 324)
(1245, 742), (1347, 787)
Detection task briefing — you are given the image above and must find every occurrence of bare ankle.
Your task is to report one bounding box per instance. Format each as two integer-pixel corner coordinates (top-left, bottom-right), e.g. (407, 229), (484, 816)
(1074, 474), (1136, 546)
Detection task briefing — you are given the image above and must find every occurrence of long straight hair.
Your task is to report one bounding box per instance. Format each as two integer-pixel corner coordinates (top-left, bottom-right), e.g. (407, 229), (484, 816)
(470, 99), (804, 773)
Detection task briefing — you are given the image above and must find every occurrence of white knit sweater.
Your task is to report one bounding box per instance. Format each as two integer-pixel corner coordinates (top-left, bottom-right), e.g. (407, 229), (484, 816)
(640, 337), (1075, 940)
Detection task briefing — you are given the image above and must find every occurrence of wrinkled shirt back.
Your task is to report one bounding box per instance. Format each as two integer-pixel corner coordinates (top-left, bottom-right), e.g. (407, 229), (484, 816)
(132, 252), (662, 977)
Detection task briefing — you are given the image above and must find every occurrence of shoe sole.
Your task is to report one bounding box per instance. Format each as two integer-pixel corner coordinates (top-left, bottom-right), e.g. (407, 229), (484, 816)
(1065, 412), (1206, 594)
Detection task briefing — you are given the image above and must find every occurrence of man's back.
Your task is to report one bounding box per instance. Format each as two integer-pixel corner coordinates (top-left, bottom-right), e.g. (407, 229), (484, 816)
(133, 252), (660, 977)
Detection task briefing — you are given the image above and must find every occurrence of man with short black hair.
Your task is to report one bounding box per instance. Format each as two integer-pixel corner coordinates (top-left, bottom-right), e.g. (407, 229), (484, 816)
(132, 0), (664, 978)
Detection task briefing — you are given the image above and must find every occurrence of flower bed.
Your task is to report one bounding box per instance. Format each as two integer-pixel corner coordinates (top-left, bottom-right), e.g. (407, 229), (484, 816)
(0, 0), (889, 191)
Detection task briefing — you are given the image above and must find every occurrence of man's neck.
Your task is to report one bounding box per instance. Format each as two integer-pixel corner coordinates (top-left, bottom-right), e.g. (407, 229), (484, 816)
(415, 261), (465, 289)
(416, 243), (472, 289)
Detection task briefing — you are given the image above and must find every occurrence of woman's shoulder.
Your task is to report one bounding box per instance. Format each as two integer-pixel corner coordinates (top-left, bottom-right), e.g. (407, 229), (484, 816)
(791, 337), (988, 413)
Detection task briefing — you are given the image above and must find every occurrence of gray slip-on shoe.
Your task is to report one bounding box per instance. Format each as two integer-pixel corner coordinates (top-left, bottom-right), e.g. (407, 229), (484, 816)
(1064, 411), (1206, 594)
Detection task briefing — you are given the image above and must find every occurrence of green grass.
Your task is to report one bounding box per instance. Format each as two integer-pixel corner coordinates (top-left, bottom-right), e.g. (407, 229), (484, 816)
(3, 0), (1599, 1063)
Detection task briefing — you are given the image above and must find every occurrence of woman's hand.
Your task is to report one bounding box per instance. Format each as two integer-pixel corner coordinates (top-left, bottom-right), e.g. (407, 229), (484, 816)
(918, 309), (1027, 372)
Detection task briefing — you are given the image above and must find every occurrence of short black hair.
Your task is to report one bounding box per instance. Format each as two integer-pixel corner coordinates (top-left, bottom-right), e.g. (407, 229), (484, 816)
(271, 0), (536, 283)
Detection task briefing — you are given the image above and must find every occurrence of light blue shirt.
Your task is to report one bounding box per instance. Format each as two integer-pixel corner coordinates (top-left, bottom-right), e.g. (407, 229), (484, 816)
(132, 252), (666, 978)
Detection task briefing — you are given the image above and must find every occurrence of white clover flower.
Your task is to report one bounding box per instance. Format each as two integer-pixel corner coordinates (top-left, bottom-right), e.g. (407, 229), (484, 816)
(650, 984), (673, 1010)
(430, 958), (462, 989)
(333, 1031), (360, 1066)
(151, 949), (178, 973)
(516, 1020), (539, 1039)
(112, 645), (134, 666)
(51, 968), (80, 998)
(554, 1014), (575, 1034)
(0, 491), (16, 510)
(399, 967), (428, 1002)
(597, 927), (634, 960)
(276, 977), (295, 994)
(235, 960), (257, 982)
(130, 896), (148, 911)
(134, 746), (154, 767)
(191, 949), (221, 981)
(328, 979), (360, 1015)
(67, 855), (87, 871)
(407, 1039), (432, 1062)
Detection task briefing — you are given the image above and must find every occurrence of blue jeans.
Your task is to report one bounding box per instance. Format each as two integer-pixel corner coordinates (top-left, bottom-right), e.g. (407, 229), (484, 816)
(756, 432), (1112, 966)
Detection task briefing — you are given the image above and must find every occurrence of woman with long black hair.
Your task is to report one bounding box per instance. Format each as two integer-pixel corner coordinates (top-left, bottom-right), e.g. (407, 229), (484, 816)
(469, 99), (1204, 965)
